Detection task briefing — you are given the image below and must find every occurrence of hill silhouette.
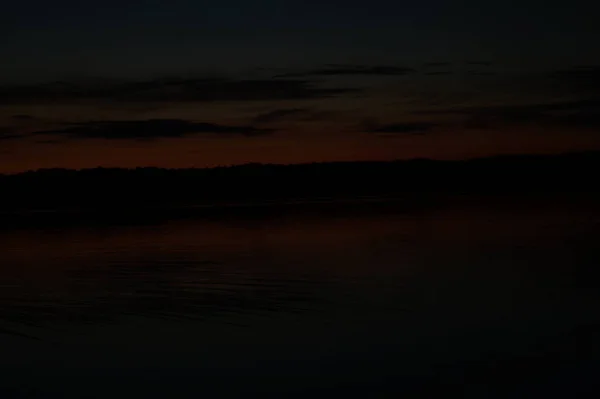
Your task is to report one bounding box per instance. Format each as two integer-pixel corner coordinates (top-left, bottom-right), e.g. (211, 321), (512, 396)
(1, 151), (599, 220)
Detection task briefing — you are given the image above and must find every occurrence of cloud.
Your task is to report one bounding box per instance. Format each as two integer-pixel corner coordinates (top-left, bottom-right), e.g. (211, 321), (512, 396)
(466, 71), (496, 76)
(250, 108), (335, 124)
(252, 108), (312, 124)
(35, 139), (66, 144)
(421, 97), (600, 130)
(423, 62), (452, 68)
(276, 65), (415, 78)
(372, 123), (436, 134)
(448, 98), (600, 116)
(361, 119), (437, 135)
(466, 61), (492, 66)
(0, 77), (359, 104)
(0, 127), (19, 140)
(30, 119), (272, 140)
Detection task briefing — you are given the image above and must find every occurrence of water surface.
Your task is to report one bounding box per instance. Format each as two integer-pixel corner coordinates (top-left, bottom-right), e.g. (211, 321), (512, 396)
(1, 198), (598, 397)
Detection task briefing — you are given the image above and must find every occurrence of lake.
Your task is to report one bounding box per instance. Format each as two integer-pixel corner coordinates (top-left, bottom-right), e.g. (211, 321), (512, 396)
(1, 196), (598, 397)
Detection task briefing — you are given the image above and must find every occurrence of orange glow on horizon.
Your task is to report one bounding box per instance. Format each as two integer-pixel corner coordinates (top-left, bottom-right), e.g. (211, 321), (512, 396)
(1, 127), (600, 174)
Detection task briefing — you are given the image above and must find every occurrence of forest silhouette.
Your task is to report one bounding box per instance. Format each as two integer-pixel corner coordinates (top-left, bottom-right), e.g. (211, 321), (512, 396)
(1, 151), (599, 218)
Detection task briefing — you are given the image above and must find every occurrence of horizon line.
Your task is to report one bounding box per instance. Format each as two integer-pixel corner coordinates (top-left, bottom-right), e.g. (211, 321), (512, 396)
(2, 149), (600, 177)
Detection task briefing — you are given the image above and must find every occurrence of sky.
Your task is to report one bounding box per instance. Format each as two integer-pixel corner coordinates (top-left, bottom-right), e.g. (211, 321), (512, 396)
(1, 0), (599, 173)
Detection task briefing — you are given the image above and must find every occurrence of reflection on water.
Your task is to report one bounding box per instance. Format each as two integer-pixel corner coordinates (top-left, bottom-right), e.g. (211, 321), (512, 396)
(0, 198), (599, 397)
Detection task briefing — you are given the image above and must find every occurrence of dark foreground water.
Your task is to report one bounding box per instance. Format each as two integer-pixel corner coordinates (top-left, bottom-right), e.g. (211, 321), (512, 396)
(0, 197), (599, 398)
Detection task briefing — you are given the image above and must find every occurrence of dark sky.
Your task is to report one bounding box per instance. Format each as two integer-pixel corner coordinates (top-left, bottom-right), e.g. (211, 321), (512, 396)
(1, 0), (599, 172)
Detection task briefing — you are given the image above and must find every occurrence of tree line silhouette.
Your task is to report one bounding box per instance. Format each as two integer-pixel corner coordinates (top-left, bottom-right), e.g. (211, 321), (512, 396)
(1, 151), (599, 214)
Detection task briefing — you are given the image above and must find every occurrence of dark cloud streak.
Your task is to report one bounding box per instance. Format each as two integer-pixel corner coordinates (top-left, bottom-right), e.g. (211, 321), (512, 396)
(372, 123), (436, 134)
(30, 119), (272, 140)
(250, 108), (335, 124)
(423, 62), (452, 67)
(0, 78), (359, 104)
(361, 119), (437, 135)
(252, 108), (311, 124)
(0, 127), (19, 140)
(466, 61), (492, 66)
(276, 65), (415, 78)
(420, 97), (600, 130)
